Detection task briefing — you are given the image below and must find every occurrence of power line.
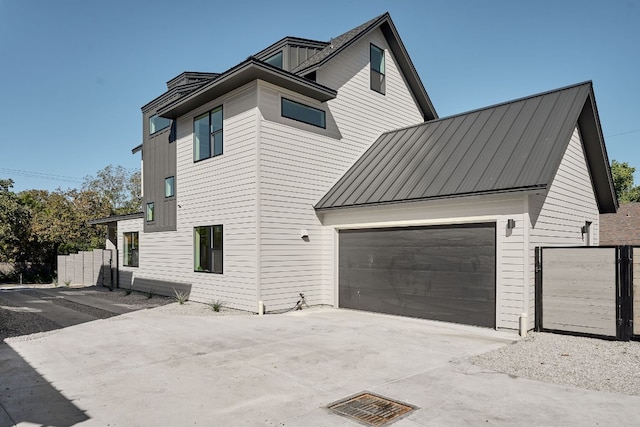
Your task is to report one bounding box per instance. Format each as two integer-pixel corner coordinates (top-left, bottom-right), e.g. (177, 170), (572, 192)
(0, 168), (84, 184)
(606, 129), (640, 138)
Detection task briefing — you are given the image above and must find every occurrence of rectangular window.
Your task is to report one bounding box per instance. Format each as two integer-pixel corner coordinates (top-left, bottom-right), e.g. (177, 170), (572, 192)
(150, 114), (171, 134)
(265, 51), (283, 68)
(194, 106), (223, 161)
(123, 232), (139, 267)
(194, 225), (223, 273)
(281, 98), (326, 128)
(370, 44), (385, 94)
(165, 176), (175, 198)
(146, 202), (154, 222)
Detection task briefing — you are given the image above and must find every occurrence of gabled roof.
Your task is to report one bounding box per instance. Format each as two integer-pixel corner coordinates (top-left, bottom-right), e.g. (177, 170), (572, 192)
(315, 82), (617, 213)
(158, 58), (337, 120)
(292, 12), (437, 121)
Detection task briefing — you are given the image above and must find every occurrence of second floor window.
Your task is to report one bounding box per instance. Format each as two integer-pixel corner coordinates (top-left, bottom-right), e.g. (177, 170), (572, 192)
(370, 44), (385, 94)
(165, 176), (175, 198)
(150, 114), (171, 134)
(146, 202), (154, 222)
(194, 106), (223, 161)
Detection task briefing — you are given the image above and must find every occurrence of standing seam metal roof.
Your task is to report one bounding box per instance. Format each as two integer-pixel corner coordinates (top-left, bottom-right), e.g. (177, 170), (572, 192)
(315, 82), (617, 213)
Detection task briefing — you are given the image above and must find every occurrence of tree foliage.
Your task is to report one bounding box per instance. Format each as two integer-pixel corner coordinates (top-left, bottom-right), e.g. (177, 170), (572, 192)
(611, 160), (640, 203)
(0, 165), (141, 273)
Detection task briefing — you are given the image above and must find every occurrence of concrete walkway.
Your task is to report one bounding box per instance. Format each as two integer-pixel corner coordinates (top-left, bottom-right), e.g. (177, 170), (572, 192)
(1, 308), (640, 426)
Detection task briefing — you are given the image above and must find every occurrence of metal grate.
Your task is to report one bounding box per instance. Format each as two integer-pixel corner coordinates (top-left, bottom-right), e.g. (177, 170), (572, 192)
(327, 392), (416, 426)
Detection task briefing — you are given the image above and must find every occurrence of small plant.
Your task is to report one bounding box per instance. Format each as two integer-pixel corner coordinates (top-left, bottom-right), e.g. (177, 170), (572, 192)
(52, 277), (58, 286)
(174, 289), (189, 305)
(208, 299), (224, 312)
(146, 289), (155, 299)
(124, 284), (133, 296)
(64, 280), (71, 287)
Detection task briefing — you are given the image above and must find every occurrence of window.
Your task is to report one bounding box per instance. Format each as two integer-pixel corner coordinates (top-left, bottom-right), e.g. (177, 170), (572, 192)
(165, 176), (175, 198)
(194, 106), (223, 161)
(281, 98), (326, 128)
(194, 225), (223, 273)
(123, 232), (139, 267)
(146, 202), (154, 222)
(150, 114), (171, 134)
(265, 51), (283, 68)
(370, 44), (385, 94)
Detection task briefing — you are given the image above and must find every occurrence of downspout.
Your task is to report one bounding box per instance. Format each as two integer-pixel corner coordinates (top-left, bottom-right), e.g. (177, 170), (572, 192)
(255, 83), (263, 315)
(521, 195), (530, 336)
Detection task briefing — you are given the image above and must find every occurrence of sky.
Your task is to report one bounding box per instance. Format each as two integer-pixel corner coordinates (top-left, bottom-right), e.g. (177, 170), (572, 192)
(0, 0), (638, 193)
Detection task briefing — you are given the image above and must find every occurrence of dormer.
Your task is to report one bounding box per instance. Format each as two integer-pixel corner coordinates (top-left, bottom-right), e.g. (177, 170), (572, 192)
(253, 37), (328, 73)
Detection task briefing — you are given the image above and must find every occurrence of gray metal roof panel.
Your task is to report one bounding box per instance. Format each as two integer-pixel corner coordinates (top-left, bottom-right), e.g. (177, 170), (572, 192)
(315, 82), (616, 213)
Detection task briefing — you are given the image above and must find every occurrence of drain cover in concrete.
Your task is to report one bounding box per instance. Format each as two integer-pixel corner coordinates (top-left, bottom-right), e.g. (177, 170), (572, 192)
(327, 392), (416, 426)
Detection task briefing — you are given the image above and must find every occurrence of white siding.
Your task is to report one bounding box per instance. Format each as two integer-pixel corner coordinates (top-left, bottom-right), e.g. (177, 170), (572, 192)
(117, 218), (143, 289)
(129, 83), (259, 312)
(528, 126), (600, 327)
(318, 194), (526, 330)
(255, 28), (426, 311)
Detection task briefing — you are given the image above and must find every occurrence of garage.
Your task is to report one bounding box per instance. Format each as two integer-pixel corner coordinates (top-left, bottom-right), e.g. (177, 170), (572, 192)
(338, 223), (496, 328)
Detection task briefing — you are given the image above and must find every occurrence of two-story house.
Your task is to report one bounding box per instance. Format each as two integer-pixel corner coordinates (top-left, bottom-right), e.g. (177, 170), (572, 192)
(92, 12), (617, 332)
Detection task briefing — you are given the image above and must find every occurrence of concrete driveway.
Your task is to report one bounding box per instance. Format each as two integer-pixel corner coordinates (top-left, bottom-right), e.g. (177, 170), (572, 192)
(1, 307), (640, 426)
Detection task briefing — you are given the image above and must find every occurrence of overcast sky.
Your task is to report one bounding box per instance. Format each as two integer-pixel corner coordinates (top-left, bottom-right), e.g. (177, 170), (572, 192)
(1, 0), (638, 192)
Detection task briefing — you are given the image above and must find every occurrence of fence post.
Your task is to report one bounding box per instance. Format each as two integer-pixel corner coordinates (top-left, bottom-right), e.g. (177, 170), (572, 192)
(617, 246), (632, 341)
(534, 247), (543, 332)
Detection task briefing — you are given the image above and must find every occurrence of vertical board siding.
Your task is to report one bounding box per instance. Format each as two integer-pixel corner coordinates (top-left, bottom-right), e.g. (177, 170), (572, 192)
(257, 29), (424, 311)
(541, 248), (616, 336)
(529, 127), (600, 328)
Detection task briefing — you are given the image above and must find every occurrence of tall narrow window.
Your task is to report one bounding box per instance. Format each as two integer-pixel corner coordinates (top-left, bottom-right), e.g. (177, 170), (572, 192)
(194, 225), (223, 273)
(146, 202), (154, 222)
(149, 114), (171, 134)
(123, 232), (139, 267)
(194, 106), (223, 161)
(165, 176), (175, 198)
(370, 44), (385, 94)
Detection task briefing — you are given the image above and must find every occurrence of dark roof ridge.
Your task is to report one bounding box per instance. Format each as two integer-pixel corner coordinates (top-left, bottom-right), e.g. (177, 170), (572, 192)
(292, 12), (389, 74)
(378, 81), (594, 137)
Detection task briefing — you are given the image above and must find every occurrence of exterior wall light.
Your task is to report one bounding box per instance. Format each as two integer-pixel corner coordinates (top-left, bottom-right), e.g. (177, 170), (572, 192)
(507, 219), (516, 229)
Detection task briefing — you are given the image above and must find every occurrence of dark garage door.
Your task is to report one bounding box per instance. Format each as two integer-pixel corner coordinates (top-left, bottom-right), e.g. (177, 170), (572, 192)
(339, 223), (496, 328)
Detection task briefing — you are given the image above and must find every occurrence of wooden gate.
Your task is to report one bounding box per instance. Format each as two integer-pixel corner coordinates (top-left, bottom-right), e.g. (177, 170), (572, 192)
(535, 246), (636, 341)
(56, 249), (114, 287)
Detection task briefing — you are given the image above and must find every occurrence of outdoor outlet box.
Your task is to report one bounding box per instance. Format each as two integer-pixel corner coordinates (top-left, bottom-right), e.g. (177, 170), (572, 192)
(300, 229), (309, 238)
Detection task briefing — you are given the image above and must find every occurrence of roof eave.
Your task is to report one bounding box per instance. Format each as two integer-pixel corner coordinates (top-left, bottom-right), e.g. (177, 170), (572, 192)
(88, 212), (144, 225)
(158, 59), (337, 120)
(579, 86), (618, 213)
(315, 185), (548, 211)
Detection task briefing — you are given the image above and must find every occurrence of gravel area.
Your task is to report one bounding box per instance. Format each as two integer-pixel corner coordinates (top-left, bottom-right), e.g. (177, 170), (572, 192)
(471, 332), (640, 396)
(0, 298), (60, 342)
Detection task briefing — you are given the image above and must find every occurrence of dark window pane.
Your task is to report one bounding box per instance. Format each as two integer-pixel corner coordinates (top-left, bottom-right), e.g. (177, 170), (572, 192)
(165, 176), (175, 198)
(146, 203), (154, 222)
(211, 107), (223, 132)
(123, 232), (139, 267)
(150, 114), (171, 134)
(281, 98), (326, 128)
(212, 132), (223, 156)
(265, 51), (283, 68)
(194, 113), (210, 161)
(370, 44), (385, 74)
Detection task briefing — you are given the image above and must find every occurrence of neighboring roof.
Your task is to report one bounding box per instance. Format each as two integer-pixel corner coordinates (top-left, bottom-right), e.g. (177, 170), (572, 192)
(315, 81), (617, 213)
(131, 144), (142, 154)
(88, 212), (144, 225)
(600, 202), (640, 245)
(158, 58), (337, 120)
(292, 12), (437, 121)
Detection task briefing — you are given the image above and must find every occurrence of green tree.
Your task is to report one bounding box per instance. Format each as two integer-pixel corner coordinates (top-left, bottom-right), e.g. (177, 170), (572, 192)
(0, 179), (31, 262)
(82, 165), (141, 215)
(611, 160), (640, 203)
